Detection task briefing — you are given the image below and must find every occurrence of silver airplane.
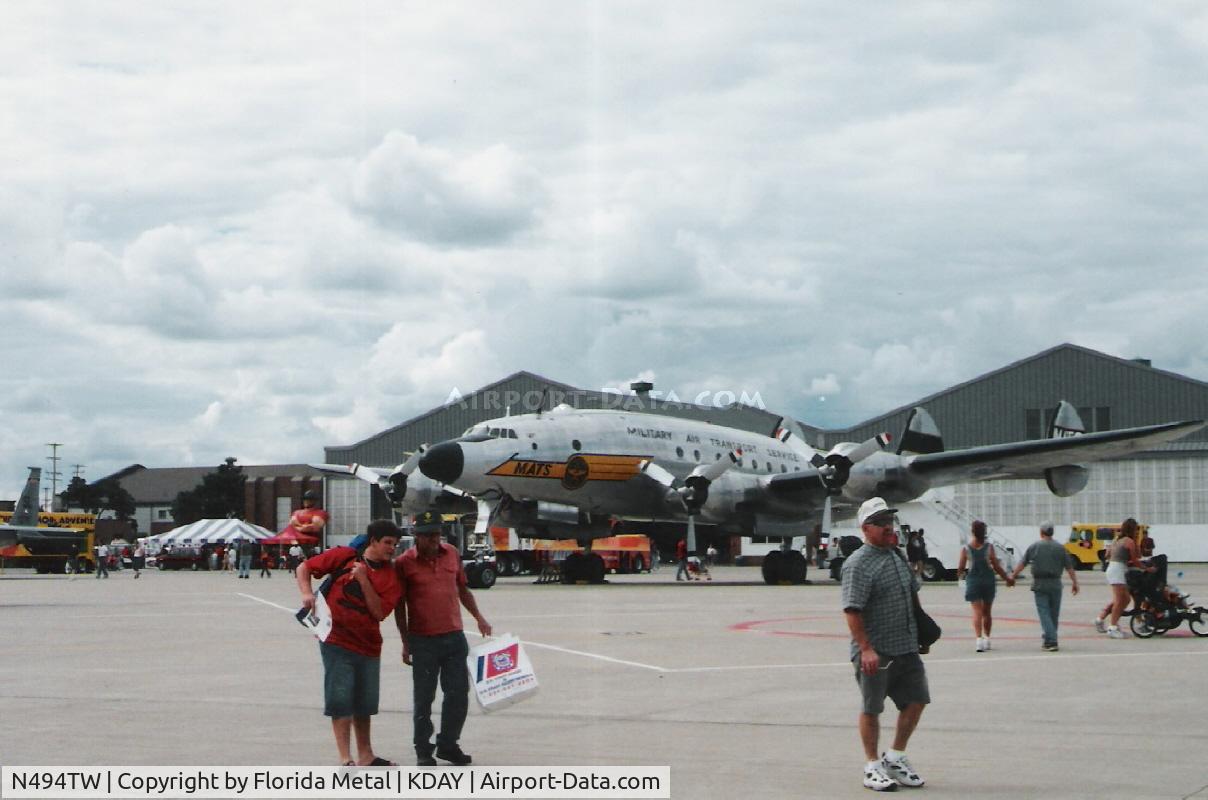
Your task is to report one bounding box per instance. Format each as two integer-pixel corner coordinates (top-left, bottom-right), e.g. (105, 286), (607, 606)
(406, 401), (1203, 584)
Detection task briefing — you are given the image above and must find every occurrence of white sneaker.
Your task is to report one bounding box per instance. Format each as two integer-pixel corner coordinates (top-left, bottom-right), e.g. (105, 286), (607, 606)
(1094, 618), (1107, 633)
(983, 637), (992, 651)
(863, 762), (898, 792)
(882, 753), (925, 788)
(1107, 626), (1126, 639)
(976, 638), (986, 652)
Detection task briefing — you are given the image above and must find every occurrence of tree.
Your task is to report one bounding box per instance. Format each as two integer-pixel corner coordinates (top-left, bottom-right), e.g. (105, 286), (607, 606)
(172, 458), (246, 524)
(59, 476), (136, 520)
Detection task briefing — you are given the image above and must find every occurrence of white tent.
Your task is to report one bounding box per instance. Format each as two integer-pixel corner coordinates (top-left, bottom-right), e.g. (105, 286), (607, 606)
(146, 518), (274, 547)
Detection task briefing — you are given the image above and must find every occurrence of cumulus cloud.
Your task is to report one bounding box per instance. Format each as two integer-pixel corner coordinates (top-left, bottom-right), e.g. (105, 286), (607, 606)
(3, 2), (1208, 497)
(352, 132), (546, 246)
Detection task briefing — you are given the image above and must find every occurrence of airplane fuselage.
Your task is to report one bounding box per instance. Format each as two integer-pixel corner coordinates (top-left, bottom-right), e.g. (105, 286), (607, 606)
(426, 406), (820, 526)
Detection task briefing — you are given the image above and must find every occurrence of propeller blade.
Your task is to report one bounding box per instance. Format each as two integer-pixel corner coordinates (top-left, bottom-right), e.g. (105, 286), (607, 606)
(844, 432), (892, 464)
(822, 494), (832, 534)
(686, 515), (697, 556)
(639, 459), (677, 487)
(692, 450), (739, 483)
(399, 445), (427, 476)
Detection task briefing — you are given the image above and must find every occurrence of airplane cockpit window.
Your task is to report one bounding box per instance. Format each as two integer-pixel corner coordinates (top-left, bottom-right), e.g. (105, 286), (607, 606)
(508, 429), (518, 439)
(488, 427), (500, 438)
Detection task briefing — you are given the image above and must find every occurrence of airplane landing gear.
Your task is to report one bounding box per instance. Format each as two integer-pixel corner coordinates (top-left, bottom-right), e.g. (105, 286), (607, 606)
(761, 549), (808, 585)
(560, 552), (606, 584)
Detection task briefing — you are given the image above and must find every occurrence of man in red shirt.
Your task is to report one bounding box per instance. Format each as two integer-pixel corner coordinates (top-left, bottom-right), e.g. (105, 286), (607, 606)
(394, 511), (492, 767)
(298, 519), (402, 767)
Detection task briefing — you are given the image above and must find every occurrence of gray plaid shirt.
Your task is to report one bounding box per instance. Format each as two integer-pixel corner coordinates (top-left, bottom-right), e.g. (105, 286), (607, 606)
(841, 543), (919, 659)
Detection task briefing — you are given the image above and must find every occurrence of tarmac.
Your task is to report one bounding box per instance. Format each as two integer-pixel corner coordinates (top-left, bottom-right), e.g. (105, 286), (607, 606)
(2, 561), (1207, 799)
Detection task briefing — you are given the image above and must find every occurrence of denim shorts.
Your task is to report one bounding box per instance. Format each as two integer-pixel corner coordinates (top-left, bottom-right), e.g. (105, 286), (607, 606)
(320, 641), (381, 718)
(854, 652), (930, 715)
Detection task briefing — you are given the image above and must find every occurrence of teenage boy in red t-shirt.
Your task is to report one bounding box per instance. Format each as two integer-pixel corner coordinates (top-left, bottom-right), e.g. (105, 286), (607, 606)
(298, 520), (402, 766)
(394, 511), (492, 767)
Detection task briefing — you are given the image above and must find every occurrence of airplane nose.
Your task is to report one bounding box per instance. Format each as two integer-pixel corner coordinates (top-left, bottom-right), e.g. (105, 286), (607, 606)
(419, 441), (464, 485)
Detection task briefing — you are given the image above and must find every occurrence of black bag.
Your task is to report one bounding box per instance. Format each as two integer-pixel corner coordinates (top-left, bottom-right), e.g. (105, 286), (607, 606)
(892, 547), (941, 652)
(913, 593), (942, 651)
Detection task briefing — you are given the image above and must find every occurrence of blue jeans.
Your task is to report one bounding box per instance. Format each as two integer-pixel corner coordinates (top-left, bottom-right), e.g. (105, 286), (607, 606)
(1033, 582), (1063, 645)
(409, 632), (470, 754)
(238, 555), (251, 578)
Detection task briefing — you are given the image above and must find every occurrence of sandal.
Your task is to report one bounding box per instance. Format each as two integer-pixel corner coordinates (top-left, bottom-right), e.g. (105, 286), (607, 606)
(367, 757), (396, 767)
(341, 761), (354, 767)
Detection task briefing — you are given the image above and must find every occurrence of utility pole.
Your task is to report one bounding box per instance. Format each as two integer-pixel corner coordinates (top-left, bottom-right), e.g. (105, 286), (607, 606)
(46, 443), (63, 512)
(72, 464), (86, 479)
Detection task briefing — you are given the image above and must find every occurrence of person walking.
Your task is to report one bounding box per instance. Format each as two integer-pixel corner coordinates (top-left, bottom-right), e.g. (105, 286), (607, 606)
(95, 542), (110, 579)
(1094, 518), (1155, 639)
(132, 542), (145, 579)
(906, 531), (928, 578)
(297, 519), (402, 767)
(958, 520), (1014, 652)
(288, 543), (304, 575)
(394, 511), (492, 767)
(1009, 522), (1079, 651)
(675, 538), (693, 581)
(237, 538), (252, 579)
(841, 497), (930, 792)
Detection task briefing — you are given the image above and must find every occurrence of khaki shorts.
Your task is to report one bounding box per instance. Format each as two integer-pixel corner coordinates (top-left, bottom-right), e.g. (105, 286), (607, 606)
(854, 652), (930, 715)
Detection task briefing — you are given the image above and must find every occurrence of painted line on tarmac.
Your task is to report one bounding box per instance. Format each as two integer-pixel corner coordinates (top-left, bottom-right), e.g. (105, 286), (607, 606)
(670, 648), (1208, 674)
(238, 592), (297, 613)
(516, 638), (669, 672)
(235, 592), (670, 673)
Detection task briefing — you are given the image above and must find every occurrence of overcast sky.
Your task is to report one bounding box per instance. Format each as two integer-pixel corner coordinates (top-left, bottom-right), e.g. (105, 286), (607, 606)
(4, 2), (1208, 501)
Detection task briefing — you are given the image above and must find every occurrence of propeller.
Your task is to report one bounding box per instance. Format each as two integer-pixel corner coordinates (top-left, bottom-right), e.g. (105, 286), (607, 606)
(367, 445), (428, 506)
(641, 452), (739, 561)
(810, 433), (891, 490)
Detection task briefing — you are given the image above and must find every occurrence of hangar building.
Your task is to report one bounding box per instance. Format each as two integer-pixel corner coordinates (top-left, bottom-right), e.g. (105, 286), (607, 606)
(322, 344), (1208, 557)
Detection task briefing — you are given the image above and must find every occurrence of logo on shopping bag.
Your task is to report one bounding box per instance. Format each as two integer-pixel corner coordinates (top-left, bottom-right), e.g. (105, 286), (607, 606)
(482, 643), (519, 678)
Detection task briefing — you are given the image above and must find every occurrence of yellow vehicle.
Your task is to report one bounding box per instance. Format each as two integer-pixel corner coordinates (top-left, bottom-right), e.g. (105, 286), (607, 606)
(1065, 522), (1148, 570)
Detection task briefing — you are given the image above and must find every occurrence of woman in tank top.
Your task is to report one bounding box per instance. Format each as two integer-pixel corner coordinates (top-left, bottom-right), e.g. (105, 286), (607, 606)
(1095, 518), (1156, 637)
(957, 520), (1014, 652)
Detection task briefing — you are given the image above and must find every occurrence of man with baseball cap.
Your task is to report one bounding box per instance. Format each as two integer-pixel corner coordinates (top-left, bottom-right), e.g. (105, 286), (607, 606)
(842, 497), (930, 791)
(394, 511), (492, 767)
(1009, 521), (1079, 651)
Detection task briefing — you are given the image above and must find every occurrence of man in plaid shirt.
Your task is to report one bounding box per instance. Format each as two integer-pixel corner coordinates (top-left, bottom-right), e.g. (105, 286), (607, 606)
(842, 497), (930, 792)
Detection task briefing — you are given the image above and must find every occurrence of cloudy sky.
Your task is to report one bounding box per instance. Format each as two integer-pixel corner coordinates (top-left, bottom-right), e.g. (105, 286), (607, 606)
(4, 2), (1208, 500)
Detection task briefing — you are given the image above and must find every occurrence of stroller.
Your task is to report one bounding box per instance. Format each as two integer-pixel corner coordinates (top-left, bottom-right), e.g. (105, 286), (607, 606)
(1126, 555), (1208, 638)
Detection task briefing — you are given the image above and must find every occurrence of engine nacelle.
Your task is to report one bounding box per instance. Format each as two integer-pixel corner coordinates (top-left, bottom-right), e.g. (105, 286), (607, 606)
(1045, 465), (1089, 497)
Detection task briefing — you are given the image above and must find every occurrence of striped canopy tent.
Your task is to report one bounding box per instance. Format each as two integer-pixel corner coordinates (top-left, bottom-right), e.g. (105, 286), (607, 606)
(146, 519), (274, 547)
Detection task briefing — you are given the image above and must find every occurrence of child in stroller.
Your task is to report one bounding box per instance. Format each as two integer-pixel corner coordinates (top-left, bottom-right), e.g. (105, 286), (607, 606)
(1125, 554), (1208, 637)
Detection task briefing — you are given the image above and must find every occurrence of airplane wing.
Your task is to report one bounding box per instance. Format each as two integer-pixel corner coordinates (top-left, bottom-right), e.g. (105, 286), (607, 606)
(906, 419), (1204, 484)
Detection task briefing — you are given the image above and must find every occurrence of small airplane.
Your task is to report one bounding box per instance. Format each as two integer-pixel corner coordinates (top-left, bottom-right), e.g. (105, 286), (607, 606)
(0, 467), (87, 557)
(393, 400), (1203, 583)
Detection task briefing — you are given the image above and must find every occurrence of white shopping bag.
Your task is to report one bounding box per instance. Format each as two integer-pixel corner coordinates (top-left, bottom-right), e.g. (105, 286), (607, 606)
(466, 633), (538, 712)
(295, 591), (333, 642)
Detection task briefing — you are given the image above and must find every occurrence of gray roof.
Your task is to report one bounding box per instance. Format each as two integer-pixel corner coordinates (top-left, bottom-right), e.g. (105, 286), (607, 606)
(106, 464), (324, 503)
